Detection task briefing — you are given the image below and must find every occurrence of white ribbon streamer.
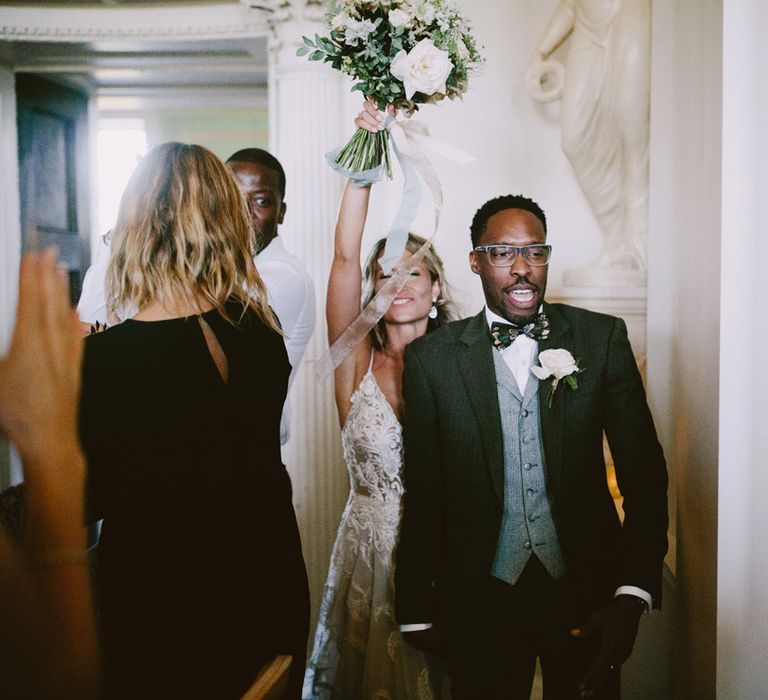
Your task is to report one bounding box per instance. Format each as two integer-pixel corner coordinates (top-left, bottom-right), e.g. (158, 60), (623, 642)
(316, 112), (475, 378)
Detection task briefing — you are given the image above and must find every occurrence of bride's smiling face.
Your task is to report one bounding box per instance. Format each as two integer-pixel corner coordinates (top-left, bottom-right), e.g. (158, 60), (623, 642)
(375, 250), (440, 325)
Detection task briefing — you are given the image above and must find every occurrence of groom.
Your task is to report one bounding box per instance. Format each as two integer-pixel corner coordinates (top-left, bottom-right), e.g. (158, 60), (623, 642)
(395, 195), (668, 698)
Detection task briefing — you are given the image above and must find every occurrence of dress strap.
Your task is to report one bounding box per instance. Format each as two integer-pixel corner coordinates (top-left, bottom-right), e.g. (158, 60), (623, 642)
(366, 349), (375, 374)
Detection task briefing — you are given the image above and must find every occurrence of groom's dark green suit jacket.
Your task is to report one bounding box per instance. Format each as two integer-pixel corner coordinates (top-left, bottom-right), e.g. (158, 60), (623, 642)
(394, 303), (668, 630)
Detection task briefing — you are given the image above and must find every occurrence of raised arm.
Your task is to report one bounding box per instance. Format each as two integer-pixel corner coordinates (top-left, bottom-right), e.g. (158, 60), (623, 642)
(326, 99), (387, 417)
(326, 179), (373, 348)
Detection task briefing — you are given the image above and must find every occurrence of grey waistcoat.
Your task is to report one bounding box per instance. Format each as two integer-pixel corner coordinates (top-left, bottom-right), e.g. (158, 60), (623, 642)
(491, 348), (566, 585)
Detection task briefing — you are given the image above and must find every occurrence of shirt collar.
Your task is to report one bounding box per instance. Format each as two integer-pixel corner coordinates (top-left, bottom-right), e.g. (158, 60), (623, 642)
(483, 305), (545, 331)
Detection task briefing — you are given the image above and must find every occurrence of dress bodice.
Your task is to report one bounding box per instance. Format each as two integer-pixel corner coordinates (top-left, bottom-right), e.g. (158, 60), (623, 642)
(341, 361), (404, 504)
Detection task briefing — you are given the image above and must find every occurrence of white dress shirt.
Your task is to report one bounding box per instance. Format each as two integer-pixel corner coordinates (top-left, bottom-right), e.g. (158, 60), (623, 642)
(76, 233), (316, 445)
(77, 231), (113, 325)
(254, 236), (316, 444)
(484, 307), (538, 394)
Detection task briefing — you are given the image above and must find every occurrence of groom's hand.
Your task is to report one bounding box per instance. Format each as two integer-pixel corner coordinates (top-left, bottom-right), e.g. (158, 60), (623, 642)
(402, 627), (443, 656)
(570, 595), (645, 698)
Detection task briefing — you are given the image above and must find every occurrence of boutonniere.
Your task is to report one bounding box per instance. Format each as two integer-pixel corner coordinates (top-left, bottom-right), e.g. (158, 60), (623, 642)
(530, 349), (585, 408)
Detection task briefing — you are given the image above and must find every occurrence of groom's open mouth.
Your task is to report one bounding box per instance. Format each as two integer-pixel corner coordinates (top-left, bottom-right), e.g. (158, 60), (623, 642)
(504, 284), (540, 310)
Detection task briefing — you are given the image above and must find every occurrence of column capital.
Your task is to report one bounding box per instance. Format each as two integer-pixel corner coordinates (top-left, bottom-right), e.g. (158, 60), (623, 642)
(251, 1), (327, 75)
(238, 0), (325, 25)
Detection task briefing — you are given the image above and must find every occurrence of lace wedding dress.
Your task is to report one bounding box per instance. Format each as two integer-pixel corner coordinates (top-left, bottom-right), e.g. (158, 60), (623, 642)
(303, 357), (449, 699)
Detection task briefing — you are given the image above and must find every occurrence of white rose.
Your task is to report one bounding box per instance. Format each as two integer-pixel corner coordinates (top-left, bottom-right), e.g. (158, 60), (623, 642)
(530, 349), (579, 381)
(390, 38), (454, 100)
(388, 8), (411, 27)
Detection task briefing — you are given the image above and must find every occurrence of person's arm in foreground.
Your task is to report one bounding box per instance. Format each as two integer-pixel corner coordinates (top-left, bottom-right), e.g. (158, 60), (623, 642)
(0, 249), (100, 699)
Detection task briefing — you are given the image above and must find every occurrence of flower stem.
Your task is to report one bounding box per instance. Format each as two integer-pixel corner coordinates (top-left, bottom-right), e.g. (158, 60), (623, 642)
(335, 127), (392, 179)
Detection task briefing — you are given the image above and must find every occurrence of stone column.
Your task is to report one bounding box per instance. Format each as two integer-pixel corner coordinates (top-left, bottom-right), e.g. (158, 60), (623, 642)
(0, 65), (22, 489)
(251, 0), (349, 644)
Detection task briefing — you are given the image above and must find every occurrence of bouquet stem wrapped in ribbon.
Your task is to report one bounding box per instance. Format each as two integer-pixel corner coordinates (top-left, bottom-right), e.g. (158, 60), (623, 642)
(335, 117), (394, 179)
(299, 0), (483, 372)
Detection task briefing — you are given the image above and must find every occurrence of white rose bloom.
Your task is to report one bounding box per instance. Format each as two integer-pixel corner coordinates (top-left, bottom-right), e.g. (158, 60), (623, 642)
(344, 18), (377, 45)
(530, 349), (579, 381)
(390, 38), (454, 100)
(388, 8), (411, 27)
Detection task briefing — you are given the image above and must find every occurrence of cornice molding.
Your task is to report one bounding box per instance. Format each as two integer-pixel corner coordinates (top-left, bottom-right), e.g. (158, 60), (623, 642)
(0, 3), (271, 42)
(237, 0), (324, 24)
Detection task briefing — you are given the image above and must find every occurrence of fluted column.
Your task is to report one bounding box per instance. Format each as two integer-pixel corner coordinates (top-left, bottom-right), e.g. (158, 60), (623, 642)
(259, 1), (348, 641)
(0, 65), (21, 489)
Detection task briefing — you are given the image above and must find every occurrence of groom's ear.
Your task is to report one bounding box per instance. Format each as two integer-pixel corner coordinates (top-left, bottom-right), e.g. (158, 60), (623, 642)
(469, 250), (481, 275)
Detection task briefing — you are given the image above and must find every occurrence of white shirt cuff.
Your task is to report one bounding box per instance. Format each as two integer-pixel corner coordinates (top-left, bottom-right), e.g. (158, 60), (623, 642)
(399, 623), (433, 632)
(614, 585), (652, 612)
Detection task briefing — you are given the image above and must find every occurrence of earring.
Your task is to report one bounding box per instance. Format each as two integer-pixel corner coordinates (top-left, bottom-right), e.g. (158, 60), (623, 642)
(428, 302), (438, 319)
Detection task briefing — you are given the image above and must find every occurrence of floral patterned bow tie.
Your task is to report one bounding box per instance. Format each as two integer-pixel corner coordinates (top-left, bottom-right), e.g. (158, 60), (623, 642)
(490, 313), (550, 350)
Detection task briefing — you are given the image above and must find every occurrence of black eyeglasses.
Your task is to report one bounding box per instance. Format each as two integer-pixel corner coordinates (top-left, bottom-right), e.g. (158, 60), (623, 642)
(473, 244), (552, 267)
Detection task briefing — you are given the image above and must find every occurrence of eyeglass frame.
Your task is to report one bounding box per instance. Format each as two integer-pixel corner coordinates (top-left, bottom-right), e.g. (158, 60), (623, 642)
(472, 244), (552, 267)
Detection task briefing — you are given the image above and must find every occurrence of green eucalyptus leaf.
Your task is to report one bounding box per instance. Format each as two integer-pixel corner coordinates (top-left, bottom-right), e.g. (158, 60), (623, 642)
(303, 35), (314, 47)
(310, 50), (325, 61)
(296, 46), (310, 57)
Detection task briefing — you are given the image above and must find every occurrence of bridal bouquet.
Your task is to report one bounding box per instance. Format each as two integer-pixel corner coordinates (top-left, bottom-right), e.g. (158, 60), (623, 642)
(298, 0), (483, 178)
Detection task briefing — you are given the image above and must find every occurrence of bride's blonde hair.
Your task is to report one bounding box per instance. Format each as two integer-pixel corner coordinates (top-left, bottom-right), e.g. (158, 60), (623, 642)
(106, 142), (277, 330)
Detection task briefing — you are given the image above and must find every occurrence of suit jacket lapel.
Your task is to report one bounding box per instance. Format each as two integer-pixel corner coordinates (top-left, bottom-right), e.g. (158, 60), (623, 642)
(458, 312), (505, 504)
(537, 303), (572, 496)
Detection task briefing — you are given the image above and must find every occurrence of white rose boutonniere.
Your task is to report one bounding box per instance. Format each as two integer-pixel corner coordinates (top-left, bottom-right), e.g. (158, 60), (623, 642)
(389, 38), (454, 101)
(530, 349), (584, 408)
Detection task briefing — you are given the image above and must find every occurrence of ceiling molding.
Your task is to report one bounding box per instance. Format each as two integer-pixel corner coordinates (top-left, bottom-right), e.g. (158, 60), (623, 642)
(96, 84), (269, 111)
(0, 3), (272, 42)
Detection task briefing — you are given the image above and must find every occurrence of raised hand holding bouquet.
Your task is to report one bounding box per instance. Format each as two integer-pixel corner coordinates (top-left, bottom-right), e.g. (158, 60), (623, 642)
(301, 0), (482, 375)
(299, 0), (483, 180)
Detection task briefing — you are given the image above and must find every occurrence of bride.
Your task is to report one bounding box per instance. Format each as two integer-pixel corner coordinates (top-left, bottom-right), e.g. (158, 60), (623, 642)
(303, 101), (456, 699)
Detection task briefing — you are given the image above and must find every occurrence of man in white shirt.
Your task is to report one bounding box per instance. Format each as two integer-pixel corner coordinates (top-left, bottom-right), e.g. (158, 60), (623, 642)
(77, 148), (315, 445)
(226, 148), (316, 445)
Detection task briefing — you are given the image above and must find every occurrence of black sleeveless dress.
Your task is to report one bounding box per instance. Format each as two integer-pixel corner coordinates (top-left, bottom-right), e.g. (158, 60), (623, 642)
(80, 304), (309, 699)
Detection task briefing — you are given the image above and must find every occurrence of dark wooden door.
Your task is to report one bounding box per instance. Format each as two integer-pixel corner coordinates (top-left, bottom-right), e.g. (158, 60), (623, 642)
(16, 74), (90, 304)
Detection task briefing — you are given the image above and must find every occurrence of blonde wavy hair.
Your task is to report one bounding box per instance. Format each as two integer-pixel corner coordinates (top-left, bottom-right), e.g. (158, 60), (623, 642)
(361, 233), (459, 351)
(106, 142), (277, 331)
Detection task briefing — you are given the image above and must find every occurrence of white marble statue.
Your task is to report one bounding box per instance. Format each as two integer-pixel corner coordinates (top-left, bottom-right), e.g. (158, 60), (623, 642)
(527, 0), (650, 287)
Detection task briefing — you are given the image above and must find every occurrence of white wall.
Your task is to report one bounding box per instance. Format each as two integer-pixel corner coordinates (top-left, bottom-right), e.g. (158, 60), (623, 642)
(647, 1), (723, 697)
(0, 63), (21, 489)
(718, 1), (768, 696)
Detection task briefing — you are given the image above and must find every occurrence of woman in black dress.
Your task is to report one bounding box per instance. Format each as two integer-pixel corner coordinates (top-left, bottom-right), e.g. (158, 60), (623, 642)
(79, 143), (309, 699)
